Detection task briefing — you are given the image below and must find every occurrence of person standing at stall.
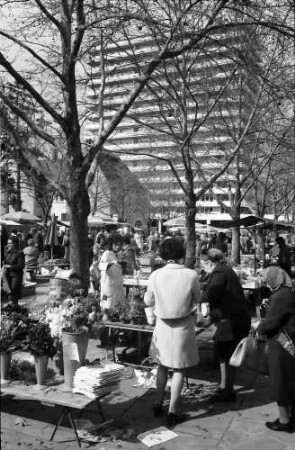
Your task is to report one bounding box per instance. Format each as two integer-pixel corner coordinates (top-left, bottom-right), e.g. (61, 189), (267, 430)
(99, 234), (125, 310)
(23, 238), (40, 281)
(202, 248), (251, 402)
(254, 266), (295, 433)
(3, 236), (25, 306)
(144, 238), (201, 427)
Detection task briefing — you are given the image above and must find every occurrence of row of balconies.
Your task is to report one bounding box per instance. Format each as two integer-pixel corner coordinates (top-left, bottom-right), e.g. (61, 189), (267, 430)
(90, 30), (245, 66)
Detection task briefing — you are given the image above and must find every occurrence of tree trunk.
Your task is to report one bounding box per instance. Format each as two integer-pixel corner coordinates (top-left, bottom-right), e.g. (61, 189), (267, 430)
(185, 197), (196, 269)
(231, 226), (241, 266)
(68, 184), (91, 293)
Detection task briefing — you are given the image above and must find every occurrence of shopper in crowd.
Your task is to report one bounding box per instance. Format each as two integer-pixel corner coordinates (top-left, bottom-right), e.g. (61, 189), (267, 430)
(274, 236), (292, 277)
(62, 229), (70, 261)
(1, 224), (8, 265)
(254, 266), (295, 433)
(23, 238), (40, 281)
(134, 229), (144, 254)
(202, 248), (251, 402)
(146, 231), (156, 252)
(121, 234), (139, 275)
(3, 236), (25, 306)
(99, 233), (125, 310)
(200, 233), (209, 255)
(144, 238), (201, 427)
(214, 232), (228, 256)
(93, 233), (107, 262)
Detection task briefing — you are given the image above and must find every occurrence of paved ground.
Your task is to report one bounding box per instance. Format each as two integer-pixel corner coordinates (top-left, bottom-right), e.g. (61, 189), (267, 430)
(1, 283), (295, 450)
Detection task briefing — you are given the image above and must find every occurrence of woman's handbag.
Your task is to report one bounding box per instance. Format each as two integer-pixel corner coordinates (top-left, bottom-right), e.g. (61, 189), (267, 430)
(229, 332), (269, 376)
(214, 319), (234, 342)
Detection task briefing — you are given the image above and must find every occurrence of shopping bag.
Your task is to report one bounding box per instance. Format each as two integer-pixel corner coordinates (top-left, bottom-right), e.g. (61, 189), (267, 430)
(229, 334), (269, 376)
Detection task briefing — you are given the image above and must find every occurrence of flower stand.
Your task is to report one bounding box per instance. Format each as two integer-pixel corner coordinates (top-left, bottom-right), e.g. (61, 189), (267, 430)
(1, 351), (12, 383)
(62, 331), (89, 390)
(34, 355), (48, 386)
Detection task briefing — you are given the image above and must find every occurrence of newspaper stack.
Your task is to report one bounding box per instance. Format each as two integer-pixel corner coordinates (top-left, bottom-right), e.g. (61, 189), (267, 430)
(73, 363), (125, 399)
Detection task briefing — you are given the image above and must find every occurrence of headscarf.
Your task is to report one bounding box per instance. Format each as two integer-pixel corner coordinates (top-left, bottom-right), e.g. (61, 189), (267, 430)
(265, 266), (293, 292)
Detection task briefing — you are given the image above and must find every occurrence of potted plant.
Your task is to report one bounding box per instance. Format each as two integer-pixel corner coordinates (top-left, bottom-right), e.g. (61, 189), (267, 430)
(24, 319), (57, 386)
(60, 294), (102, 389)
(0, 306), (30, 381)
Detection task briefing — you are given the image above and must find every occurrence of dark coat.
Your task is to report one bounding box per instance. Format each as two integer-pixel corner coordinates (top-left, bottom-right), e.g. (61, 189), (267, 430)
(258, 287), (295, 342)
(257, 287), (295, 403)
(4, 248), (25, 277)
(203, 262), (251, 341)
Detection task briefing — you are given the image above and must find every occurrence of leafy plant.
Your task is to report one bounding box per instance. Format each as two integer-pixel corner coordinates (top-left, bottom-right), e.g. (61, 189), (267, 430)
(24, 320), (57, 358)
(62, 294), (103, 335)
(0, 306), (30, 352)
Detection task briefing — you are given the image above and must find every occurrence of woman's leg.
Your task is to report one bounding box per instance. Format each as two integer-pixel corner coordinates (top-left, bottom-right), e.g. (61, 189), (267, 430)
(220, 361), (235, 392)
(156, 364), (169, 406)
(169, 369), (185, 414)
(278, 404), (290, 424)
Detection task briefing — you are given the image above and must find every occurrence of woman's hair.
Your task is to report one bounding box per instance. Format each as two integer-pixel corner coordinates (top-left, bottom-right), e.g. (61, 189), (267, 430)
(206, 248), (226, 263)
(159, 238), (185, 261)
(122, 234), (131, 244)
(106, 233), (123, 250)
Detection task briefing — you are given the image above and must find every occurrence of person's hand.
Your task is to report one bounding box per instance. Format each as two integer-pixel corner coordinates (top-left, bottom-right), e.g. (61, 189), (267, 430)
(251, 321), (260, 330)
(250, 320), (260, 335)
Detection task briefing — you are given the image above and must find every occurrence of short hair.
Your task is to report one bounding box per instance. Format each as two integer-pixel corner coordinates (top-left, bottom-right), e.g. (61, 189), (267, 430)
(207, 248), (226, 263)
(159, 238), (185, 261)
(27, 238), (34, 245)
(123, 234), (131, 244)
(106, 233), (123, 250)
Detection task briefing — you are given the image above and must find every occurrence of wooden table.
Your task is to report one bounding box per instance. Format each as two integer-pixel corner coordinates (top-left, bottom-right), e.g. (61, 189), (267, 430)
(1, 381), (106, 447)
(104, 321), (209, 363)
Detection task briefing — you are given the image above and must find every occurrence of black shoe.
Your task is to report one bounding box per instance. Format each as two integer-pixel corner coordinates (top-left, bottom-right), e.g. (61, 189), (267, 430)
(152, 403), (164, 416)
(167, 412), (186, 427)
(265, 419), (292, 433)
(209, 389), (236, 403)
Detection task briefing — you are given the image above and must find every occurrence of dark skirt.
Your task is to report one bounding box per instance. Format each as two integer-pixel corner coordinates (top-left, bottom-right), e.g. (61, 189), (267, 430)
(268, 338), (295, 404)
(215, 314), (251, 363)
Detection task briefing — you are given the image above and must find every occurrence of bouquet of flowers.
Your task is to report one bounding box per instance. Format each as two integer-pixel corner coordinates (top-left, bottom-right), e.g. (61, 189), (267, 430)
(0, 305), (30, 353)
(24, 319), (57, 358)
(61, 293), (103, 336)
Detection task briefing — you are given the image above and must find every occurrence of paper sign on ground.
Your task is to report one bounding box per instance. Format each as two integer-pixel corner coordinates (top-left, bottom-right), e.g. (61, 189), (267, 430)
(137, 426), (178, 447)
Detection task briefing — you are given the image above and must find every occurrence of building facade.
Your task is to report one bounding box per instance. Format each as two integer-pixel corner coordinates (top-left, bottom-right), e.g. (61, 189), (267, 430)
(85, 26), (257, 221)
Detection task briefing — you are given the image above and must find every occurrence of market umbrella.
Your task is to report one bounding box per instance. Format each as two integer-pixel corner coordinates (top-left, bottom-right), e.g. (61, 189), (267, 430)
(44, 213), (59, 259)
(0, 218), (21, 226)
(1, 211), (42, 224)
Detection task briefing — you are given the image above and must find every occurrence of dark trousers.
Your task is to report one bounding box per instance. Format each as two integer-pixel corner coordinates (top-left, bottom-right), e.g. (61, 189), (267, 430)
(7, 274), (23, 306)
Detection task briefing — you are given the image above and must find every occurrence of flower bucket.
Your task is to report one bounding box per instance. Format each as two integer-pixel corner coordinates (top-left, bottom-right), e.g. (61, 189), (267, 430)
(62, 331), (89, 389)
(1, 351), (12, 382)
(34, 355), (48, 386)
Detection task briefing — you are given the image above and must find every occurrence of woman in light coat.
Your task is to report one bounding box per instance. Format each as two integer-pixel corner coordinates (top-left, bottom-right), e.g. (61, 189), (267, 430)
(144, 238), (201, 427)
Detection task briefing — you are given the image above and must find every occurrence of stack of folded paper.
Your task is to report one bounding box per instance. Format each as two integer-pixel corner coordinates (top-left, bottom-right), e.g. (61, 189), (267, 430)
(73, 363), (125, 398)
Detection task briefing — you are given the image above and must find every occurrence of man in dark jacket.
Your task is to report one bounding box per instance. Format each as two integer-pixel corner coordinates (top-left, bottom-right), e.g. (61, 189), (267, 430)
(202, 248), (251, 402)
(3, 236), (25, 306)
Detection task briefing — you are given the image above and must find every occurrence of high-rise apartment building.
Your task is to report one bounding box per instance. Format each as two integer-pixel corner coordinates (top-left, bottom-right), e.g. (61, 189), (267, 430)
(85, 26), (257, 222)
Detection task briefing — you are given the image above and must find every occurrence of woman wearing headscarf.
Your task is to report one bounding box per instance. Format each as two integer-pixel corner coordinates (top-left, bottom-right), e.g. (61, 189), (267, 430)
(144, 238), (201, 427)
(255, 266), (295, 433)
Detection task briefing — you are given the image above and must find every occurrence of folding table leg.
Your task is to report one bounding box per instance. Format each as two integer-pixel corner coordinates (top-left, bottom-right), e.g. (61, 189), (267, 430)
(67, 407), (82, 447)
(96, 398), (106, 422)
(50, 406), (66, 441)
